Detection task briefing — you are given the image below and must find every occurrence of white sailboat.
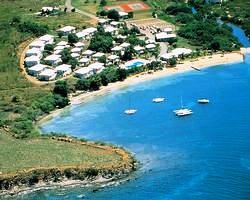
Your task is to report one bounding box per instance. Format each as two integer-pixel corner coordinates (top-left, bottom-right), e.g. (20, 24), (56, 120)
(152, 97), (165, 103)
(197, 98), (210, 104)
(124, 95), (137, 115)
(173, 96), (193, 117)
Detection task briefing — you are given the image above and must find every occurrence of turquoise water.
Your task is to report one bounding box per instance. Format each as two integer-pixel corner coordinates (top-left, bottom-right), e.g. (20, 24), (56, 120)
(17, 56), (250, 199)
(227, 23), (250, 48)
(127, 61), (144, 69)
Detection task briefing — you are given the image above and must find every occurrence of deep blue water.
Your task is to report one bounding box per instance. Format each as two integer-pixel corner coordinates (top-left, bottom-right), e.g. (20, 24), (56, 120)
(17, 56), (250, 199)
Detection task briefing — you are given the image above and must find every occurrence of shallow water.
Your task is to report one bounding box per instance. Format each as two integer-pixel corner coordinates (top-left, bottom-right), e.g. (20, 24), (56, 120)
(14, 57), (250, 199)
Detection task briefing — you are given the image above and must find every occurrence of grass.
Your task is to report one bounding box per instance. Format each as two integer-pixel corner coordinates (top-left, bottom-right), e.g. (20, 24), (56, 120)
(0, 0), (124, 177)
(0, 132), (122, 175)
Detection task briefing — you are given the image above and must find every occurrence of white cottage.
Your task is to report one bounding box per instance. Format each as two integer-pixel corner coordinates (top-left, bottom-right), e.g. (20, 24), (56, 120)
(39, 34), (54, 44)
(92, 52), (105, 61)
(29, 40), (45, 51)
(111, 46), (123, 53)
(82, 50), (95, 58)
(74, 42), (85, 48)
(88, 62), (104, 73)
(25, 56), (40, 67)
(55, 64), (72, 76)
(28, 64), (47, 76)
(79, 57), (90, 66)
(25, 48), (42, 58)
(75, 67), (93, 79)
(146, 44), (156, 51)
(134, 46), (145, 54)
(57, 26), (76, 36)
(44, 54), (62, 66)
(39, 69), (57, 81)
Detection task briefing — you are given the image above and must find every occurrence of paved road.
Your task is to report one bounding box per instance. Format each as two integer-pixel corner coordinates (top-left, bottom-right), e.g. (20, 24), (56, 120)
(65, 0), (99, 20)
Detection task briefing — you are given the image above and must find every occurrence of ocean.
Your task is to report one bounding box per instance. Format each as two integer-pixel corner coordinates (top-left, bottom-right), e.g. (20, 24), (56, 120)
(14, 55), (250, 200)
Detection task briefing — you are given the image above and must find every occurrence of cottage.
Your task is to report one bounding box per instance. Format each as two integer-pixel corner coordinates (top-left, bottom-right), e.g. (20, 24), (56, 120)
(104, 26), (118, 35)
(56, 41), (68, 46)
(25, 48), (42, 58)
(55, 64), (72, 76)
(119, 11), (129, 19)
(116, 34), (127, 40)
(110, 21), (121, 27)
(163, 27), (173, 34)
(134, 46), (145, 54)
(24, 56), (40, 67)
(171, 48), (192, 57)
(28, 64), (47, 76)
(57, 26), (76, 36)
(29, 40), (45, 50)
(120, 42), (130, 49)
(77, 27), (97, 39)
(74, 42), (85, 48)
(160, 53), (175, 61)
(146, 39), (156, 44)
(71, 47), (82, 54)
(75, 67), (93, 78)
(79, 57), (90, 66)
(146, 44), (156, 51)
(54, 45), (66, 51)
(82, 50), (95, 58)
(108, 55), (120, 64)
(111, 46), (123, 53)
(71, 53), (80, 58)
(44, 54), (62, 66)
(155, 32), (176, 42)
(39, 69), (57, 81)
(41, 7), (54, 13)
(54, 49), (63, 55)
(88, 62), (104, 73)
(39, 34), (54, 44)
(98, 18), (109, 25)
(92, 52), (105, 61)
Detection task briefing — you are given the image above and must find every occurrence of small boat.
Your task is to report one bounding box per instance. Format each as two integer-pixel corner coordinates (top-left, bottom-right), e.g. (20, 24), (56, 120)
(124, 109), (137, 115)
(197, 98), (210, 104)
(152, 97), (165, 103)
(173, 108), (193, 116)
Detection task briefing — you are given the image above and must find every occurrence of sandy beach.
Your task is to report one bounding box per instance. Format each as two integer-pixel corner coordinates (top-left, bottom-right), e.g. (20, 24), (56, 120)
(38, 51), (243, 124)
(70, 52), (244, 104)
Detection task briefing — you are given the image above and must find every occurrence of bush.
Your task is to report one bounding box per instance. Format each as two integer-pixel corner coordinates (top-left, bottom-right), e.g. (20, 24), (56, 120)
(17, 21), (48, 36)
(68, 33), (79, 44)
(107, 9), (120, 21)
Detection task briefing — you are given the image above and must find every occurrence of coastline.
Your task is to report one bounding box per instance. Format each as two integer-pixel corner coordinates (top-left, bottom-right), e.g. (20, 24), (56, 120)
(38, 51), (243, 125)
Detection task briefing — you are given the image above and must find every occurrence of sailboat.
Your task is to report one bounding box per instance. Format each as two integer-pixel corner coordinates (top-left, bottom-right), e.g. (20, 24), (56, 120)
(173, 96), (193, 117)
(124, 94), (137, 115)
(152, 97), (165, 103)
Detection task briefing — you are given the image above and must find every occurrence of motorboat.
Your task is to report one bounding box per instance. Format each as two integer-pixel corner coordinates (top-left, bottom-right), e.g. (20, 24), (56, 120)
(197, 98), (210, 104)
(173, 108), (193, 116)
(124, 109), (137, 115)
(152, 97), (165, 103)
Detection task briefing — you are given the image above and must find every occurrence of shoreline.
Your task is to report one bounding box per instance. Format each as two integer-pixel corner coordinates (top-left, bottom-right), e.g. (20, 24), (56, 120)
(38, 51), (244, 125)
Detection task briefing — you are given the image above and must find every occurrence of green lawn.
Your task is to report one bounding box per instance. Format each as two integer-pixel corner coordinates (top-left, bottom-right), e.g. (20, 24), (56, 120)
(0, 132), (122, 175)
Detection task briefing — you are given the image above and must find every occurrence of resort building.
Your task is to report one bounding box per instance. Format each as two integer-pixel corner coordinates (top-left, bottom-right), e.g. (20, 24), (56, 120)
(160, 53), (175, 61)
(41, 7), (54, 13)
(108, 55), (120, 64)
(24, 56), (40, 67)
(146, 44), (157, 52)
(57, 26), (76, 36)
(98, 18), (109, 25)
(104, 26), (118, 35)
(29, 40), (45, 50)
(54, 45), (66, 51)
(111, 46), (123, 53)
(155, 32), (176, 42)
(120, 42), (130, 49)
(162, 27), (173, 34)
(44, 54), (62, 66)
(171, 48), (192, 57)
(88, 62), (105, 73)
(39, 69), (57, 81)
(92, 52), (105, 61)
(25, 48), (42, 58)
(74, 42), (85, 48)
(28, 64), (47, 76)
(39, 34), (54, 44)
(118, 11), (129, 19)
(71, 47), (82, 54)
(75, 67), (93, 79)
(71, 53), (80, 58)
(56, 41), (68, 46)
(82, 50), (95, 58)
(55, 64), (72, 76)
(79, 57), (90, 66)
(110, 21), (121, 27)
(134, 46), (145, 54)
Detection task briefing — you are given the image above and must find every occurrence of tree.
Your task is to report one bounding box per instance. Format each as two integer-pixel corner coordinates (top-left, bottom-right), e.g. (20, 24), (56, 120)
(128, 12), (134, 19)
(89, 31), (113, 53)
(98, 55), (107, 64)
(76, 79), (90, 91)
(107, 9), (120, 21)
(89, 75), (102, 91)
(68, 58), (78, 70)
(100, 0), (107, 6)
(117, 68), (127, 81)
(54, 94), (70, 108)
(168, 57), (177, 66)
(99, 10), (107, 16)
(44, 44), (54, 52)
(121, 46), (134, 61)
(53, 80), (68, 97)
(60, 48), (72, 63)
(68, 33), (79, 44)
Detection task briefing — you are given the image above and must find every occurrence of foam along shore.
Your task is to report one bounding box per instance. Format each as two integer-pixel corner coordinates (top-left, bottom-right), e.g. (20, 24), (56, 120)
(70, 52), (244, 105)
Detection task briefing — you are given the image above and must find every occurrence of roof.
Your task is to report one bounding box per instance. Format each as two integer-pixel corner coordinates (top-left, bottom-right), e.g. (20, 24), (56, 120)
(44, 54), (61, 61)
(26, 48), (41, 54)
(88, 62), (104, 70)
(40, 69), (56, 77)
(104, 26), (118, 33)
(134, 46), (145, 51)
(146, 39), (156, 44)
(99, 18), (109, 24)
(75, 67), (93, 75)
(25, 56), (40, 62)
(119, 11), (128, 17)
(155, 32), (168, 40)
(74, 42), (85, 47)
(79, 57), (90, 63)
(29, 40), (45, 47)
(58, 26), (76, 32)
(71, 47), (82, 53)
(108, 55), (119, 60)
(56, 41), (68, 46)
(54, 45), (66, 51)
(54, 50), (62, 55)
(146, 44), (156, 49)
(110, 21), (121, 26)
(111, 46), (122, 51)
(160, 53), (175, 60)
(41, 7), (54, 12)
(93, 52), (105, 58)
(171, 48), (192, 56)
(55, 64), (72, 71)
(71, 53), (80, 58)
(28, 64), (47, 71)
(82, 50), (95, 55)
(120, 42), (130, 48)
(163, 27), (173, 32)
(39, 34), (54, 42)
